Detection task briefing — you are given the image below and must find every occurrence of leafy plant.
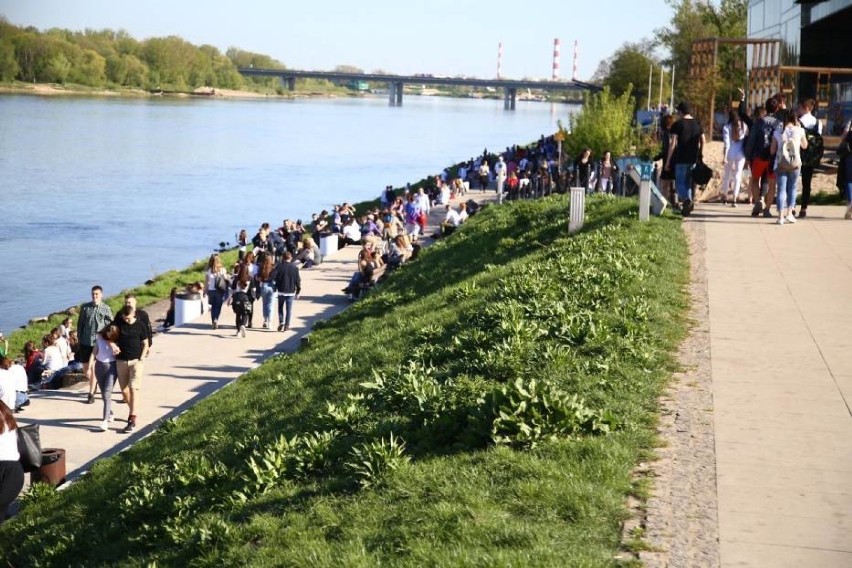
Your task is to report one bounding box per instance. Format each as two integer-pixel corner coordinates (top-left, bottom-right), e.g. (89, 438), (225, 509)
(490, 377), (616, 448)
(345, 433), (410, 489)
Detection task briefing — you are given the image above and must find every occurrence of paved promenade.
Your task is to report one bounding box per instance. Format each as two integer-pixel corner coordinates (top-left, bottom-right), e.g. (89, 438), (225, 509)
(691, 204), (852, 567)
(17, 193), (488, 485)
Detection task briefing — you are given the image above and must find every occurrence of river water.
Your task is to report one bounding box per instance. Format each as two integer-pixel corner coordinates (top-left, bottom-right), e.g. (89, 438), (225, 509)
(0, 93), (573, 333)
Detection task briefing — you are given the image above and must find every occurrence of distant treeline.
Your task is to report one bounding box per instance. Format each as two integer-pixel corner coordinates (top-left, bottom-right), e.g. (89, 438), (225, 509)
(0, 17), (286, 92)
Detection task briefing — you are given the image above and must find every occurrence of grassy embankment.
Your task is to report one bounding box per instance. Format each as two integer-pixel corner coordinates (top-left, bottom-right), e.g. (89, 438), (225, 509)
(0, 195), (689, 567)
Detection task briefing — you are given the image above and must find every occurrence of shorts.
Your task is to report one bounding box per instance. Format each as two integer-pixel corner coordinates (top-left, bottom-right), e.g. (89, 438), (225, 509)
(116, 359), (144, 391)
(77, 344), (94, 366)
(750, 157), (775, 180)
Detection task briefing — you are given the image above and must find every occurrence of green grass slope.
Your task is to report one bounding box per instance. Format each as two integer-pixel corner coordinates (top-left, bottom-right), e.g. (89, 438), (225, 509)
(0, 195), (689, 567)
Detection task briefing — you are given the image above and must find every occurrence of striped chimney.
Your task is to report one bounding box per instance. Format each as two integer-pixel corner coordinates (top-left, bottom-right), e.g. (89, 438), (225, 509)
(497, 42), (503, 79)
(552, 38), (561, 81)
(572, 40), (579, 81)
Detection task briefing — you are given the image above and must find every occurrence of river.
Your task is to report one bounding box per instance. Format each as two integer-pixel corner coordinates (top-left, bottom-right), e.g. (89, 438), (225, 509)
(0, 93), (575, 333)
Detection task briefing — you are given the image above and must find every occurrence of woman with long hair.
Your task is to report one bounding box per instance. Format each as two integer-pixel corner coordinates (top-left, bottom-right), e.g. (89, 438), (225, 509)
(721, 109), (749, 206)
(770, 109), (808, 225)
(597, 150), (619, 194)
(257, 253), (276, 329)
(205, 253), (228, 330)
(23, 341), (43, 385)
(88, 325), (119, 431)
(230, 263), (252, 338)
(0, 400), (24, 521)
(656, 114), (676, 204)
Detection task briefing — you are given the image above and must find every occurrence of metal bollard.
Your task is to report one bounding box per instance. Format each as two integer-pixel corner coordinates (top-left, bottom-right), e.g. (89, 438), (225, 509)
(638, 163), (653, 222)
(569, 187), (585, 234)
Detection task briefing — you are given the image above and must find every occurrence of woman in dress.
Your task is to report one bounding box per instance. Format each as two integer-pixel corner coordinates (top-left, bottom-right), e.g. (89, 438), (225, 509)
(205, 253), (228, 330)
(721, 110), (749, 206)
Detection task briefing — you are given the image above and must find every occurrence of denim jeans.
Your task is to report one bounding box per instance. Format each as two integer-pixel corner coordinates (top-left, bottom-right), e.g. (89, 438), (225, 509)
(260, 282), (276, 322)
(776, 168), (800, 212)
(95, 360), (116, 421)
(845, 181), (852, 203)
(207, 289), (225, 323)
(277, 294), (295, 328)
(674, 163), (695, 201)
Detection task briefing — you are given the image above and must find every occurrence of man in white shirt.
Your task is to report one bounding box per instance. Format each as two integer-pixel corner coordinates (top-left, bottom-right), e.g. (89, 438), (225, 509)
(416, 188), (431, 215)
(495, 156), (507, 203)
(478, 161), (490, 191)
(340, 218), (362, 248)
(441, 205), (462, 236)
(796, 98), (823, 218)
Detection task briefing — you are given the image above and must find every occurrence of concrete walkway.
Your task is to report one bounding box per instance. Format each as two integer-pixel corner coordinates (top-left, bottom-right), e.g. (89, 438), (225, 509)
(17, 192), (494, 485)
(690, 204), (852, 567)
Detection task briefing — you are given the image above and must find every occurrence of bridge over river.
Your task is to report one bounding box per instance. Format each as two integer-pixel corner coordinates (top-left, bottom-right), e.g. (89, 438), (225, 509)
(237, 68), (601, 109)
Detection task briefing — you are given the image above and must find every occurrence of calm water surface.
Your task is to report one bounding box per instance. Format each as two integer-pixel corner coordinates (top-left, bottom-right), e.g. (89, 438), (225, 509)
(0, 94), (573, 333)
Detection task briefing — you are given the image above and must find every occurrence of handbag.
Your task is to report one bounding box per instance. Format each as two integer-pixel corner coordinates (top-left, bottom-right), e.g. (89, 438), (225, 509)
(692, 160), (713, 186)
(17, 423), (42, 473)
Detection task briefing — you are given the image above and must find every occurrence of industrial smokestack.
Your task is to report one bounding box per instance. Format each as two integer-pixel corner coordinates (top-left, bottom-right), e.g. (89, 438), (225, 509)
(572, 40), (579, 82)
(552, 38), (561, 81)
(497, 42), (503, 79)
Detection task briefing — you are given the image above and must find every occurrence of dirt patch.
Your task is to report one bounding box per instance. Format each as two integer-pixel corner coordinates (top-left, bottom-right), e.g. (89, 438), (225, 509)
(621, 217), (720, 567)
(695, 140), (839, 202)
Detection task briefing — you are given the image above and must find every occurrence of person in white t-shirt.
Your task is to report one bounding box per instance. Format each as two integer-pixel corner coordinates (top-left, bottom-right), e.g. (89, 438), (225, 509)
(495, 156), (507, 203)
(0, 399), (24, 521)
(795, 98), (823, 218)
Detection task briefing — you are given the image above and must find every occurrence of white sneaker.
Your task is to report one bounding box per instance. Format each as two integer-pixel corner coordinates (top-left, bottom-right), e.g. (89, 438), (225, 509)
(845, 206), (852, 220)
(776, 217), (785, 225)
(786, 213), (796, 224)
(240, 326), (246, 338)
(99, 420), (109, 432)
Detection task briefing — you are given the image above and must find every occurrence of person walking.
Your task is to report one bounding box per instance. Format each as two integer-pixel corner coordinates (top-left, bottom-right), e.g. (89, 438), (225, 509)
(271, 251), (301, 332)
(770, 109), (808, 225)
(477, 160), (490, 191)
(114, 305), (150, 434)
(257, 253), (277, 329)
(837, 125), (852, 219)
(495, 156), (507, 203)
(665, 101), (705, 216)
(76, 285), (114, 404)
(0, 401), (24, 522)
(721, 109), (749, 207)
(204, 253), (228, 330)
(123, 294), (152, 354)
(795, 98), (823, 218)
(229, 263), (252, 338)
(87, 325), (119, 432)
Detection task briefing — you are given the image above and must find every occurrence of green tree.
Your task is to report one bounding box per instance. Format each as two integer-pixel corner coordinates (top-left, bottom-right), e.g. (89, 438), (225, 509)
(44, 53), (71, 83)
(655, 0), (747, 104)
(597, 40), (659, 111)
(0, 39), (19, 81)
(564, 86), (635, 159)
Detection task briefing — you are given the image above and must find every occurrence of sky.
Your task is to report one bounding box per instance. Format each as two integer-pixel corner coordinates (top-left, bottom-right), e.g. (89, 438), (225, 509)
(0, 0), (674, 81)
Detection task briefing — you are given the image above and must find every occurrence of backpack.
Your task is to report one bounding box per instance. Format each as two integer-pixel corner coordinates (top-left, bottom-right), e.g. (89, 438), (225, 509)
(745, 117), (777, 161)
(800, 124), (824, 167)
(776, 128), (802, 172)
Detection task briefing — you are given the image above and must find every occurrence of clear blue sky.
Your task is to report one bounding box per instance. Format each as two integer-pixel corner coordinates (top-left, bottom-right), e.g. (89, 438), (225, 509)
(0, 0), (673, 81)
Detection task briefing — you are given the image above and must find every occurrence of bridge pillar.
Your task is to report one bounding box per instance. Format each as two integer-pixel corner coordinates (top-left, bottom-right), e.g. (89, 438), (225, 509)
(503, 87), (517, 110)
(287, 77), (296, 91)
(389, 81), (404, 106)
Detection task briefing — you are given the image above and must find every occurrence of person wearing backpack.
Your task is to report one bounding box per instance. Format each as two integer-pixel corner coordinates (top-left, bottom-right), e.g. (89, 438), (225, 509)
(770, 109), (808, 225)
(795, 98), (824, 218)
(744, 97), (781, 218)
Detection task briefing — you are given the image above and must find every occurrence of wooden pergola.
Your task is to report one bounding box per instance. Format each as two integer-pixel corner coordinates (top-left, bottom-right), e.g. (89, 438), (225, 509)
(688, 37), (852, 134)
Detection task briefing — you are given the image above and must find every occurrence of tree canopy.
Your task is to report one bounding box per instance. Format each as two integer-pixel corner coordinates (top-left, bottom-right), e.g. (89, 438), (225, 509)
(0, 17), (286, 92)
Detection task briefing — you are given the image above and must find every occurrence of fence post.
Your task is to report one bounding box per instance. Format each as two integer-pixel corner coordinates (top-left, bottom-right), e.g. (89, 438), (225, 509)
(569, 187), (585, 234)
(638, 163), (653, 222)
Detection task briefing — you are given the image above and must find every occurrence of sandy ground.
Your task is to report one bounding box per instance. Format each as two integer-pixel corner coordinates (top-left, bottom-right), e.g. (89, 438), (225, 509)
(0, 83), (282, 99)
(695, 140), (839, 202)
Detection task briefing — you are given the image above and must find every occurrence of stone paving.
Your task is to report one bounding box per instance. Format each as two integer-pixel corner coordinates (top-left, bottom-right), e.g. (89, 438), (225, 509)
(695, 204), (852, 567)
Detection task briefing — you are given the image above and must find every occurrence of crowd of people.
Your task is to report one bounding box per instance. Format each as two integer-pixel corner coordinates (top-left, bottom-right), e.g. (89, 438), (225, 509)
(660, 91), (852, 221)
